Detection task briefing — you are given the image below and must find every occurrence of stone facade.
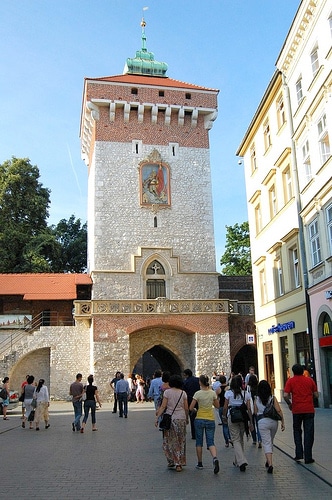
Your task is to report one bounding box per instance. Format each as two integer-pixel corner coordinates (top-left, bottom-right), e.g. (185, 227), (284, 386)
(0, 45), (256, 398)
(80, 65), (235, 383)
(0, 324), (91, 400)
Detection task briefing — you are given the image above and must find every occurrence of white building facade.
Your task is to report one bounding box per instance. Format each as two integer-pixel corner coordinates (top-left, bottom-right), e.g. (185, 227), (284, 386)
(237, 0), (332, 406)
(276, 0), (332, 407)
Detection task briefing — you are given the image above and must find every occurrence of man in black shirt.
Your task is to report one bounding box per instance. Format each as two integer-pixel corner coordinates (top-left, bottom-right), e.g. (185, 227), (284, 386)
(183, 369), (200, 439)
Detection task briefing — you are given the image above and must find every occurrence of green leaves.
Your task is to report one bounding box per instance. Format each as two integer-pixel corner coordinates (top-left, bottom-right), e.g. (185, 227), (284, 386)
(220, 222), (252, 276)
(0, 157), (87, 273)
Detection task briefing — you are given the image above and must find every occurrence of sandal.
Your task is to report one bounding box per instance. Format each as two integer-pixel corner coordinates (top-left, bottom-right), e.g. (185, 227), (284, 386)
(3, 417), (9, 420)
(22, 421), (25, 428)
(175, 465), (182, 472)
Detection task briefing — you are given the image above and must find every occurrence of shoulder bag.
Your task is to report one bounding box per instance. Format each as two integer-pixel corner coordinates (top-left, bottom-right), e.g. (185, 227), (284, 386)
(263, 396), (282, 421)
(159, 391), (183, 431)
(19, 387), (25, 403)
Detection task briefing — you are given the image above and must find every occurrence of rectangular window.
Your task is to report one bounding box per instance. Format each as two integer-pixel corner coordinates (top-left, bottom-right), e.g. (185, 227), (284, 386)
(274, 257), (284, 297)
(169, 142), (179, 157)
(280, 336), (289, 386)
(132, 140), (142, 155)
(317, 114), (331, 164)
(263, 119), (271, 151)
(283, 167), (293, 203)
(259, 267), (267, 305)
(147, 279), (166, 299)
(250, 143), (257, 173)
(327, 204), (332, 255)
(255, 203), (262, 234)
(309, 219), (322, 266)
(296, 77), (303, 104)
(295, 332), (310, 369)
(302, 140), (312, 182)
(290, 247), (300, 289)
(276, 94), (286, 129)
(269, 185), (277, 218)
(311, 47), (319, 78)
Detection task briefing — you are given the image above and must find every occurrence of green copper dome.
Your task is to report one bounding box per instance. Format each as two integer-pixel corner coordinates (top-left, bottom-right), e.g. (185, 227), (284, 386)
(123, 18), (168, 77)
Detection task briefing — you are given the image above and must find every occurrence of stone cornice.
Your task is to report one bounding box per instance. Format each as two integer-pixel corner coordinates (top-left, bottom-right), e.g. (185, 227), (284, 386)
(276, 0), (318, 74)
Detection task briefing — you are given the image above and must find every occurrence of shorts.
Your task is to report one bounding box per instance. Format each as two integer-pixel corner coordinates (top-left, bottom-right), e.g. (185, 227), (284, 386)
(194, 418), (216, 448)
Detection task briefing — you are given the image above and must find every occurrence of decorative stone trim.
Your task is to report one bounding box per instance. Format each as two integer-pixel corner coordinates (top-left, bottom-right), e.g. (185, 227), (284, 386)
(74, 298), (250, 317)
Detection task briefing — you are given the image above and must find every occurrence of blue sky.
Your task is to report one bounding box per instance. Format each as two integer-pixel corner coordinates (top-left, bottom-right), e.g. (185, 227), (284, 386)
(0, 0), (299, 271)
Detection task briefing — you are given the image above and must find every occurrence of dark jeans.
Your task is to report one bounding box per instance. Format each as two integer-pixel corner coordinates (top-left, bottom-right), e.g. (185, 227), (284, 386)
(293, 413), (315, 461)
(117, 392), (128, 417)
(72, 400), (82, 430)
(113, 393), (118, 413)
(83, 400), (96, 425)
(189, 410), (197, 439)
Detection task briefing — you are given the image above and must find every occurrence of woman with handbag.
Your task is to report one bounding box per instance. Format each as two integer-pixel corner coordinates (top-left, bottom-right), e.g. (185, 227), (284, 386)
(34, 379), (50, 431)
(223, 374), (253, 472)
(155, 374), (188, 472)
(22, 375), (36, 429)
(189, 374), (220, 474)
(254, 380), (285, 473)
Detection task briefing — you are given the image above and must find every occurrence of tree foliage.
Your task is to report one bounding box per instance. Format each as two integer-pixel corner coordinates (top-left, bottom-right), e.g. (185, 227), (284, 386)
(220, 222), (252, 276)
(0, 157), (87, 273)
(0, 157), (51, 272)
(51, 215), (87, 273)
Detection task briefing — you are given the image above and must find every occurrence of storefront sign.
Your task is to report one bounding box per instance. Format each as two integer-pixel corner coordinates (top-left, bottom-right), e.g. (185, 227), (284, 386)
(268, 321), (295, 335)
(323, 322), (331, 336)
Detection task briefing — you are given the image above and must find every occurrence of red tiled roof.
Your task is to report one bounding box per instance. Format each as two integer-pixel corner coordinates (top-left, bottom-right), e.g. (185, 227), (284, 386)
(0, 274), (92, 300)
(85, 74), (218, 92)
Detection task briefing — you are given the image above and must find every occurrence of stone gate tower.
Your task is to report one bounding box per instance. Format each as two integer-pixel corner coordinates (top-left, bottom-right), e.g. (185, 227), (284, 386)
(78, 19), (232, 386)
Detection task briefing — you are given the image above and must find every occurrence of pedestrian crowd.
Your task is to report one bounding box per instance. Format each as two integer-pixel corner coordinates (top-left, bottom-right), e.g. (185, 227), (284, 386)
(1, 363), (318, 476)
(0, 374), (51, 430)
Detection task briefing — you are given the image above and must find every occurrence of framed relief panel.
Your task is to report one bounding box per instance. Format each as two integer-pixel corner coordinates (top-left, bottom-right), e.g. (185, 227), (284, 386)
(139, 150), (170, 207)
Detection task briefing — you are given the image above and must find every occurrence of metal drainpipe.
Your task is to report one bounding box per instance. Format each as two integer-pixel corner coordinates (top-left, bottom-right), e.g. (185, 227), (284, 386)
(281, 73), (317, 384)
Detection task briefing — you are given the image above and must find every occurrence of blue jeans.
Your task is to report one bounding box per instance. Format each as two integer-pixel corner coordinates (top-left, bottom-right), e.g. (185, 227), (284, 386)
(83, 400), (96, 424)
(72, 400), (82, 430)
(219, 408), (231, 444)
(293, 413), (315, 461)
(251, 414), (262, 443)
(117, 392), (128, 417)
(194, 419), (216, 448)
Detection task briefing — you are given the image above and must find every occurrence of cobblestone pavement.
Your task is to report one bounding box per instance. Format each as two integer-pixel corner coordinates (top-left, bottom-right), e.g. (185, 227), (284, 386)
(2, 401), (331, 499)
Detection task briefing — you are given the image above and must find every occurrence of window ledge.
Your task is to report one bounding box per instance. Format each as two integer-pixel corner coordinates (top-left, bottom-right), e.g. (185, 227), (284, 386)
(307, 65), (324, 92)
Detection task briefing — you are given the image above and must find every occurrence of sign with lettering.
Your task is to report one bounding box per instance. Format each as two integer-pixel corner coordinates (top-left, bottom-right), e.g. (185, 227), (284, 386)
(268, 321), (295, 335)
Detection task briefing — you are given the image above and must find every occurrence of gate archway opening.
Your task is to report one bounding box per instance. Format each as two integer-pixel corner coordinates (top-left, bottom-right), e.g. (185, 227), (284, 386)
(133, 344), (182, 380)
(232, 344), (258, 379)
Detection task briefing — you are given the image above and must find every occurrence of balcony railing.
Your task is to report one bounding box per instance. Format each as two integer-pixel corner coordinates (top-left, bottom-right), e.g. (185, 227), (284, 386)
(74, 298), (254, 317)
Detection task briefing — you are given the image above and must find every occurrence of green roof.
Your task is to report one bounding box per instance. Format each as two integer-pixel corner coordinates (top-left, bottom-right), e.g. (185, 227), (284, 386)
(123, 18), (168, 77)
